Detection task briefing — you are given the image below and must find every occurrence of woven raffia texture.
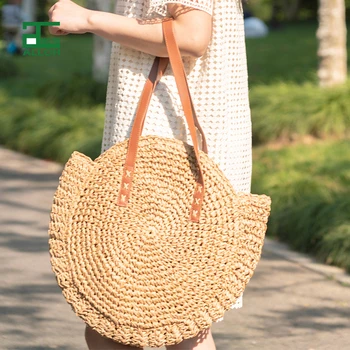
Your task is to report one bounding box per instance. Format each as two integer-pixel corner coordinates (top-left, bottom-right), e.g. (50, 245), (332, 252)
(104, 1), (251, 311)
(48, 135), (271, 348)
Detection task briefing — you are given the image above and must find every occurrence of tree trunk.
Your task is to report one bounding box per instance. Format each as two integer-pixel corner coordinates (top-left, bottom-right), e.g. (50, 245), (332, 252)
(21, 0), (36, 22)
(270, 0), (283, 28)
(87, 0), (113, 83)
(283, 0), (301, 21)
(21, 0), (37, 33)
(317, 0), (347, 87)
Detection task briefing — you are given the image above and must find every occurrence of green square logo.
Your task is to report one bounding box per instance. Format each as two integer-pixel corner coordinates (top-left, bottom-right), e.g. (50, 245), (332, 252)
(22, 22), (60, 56)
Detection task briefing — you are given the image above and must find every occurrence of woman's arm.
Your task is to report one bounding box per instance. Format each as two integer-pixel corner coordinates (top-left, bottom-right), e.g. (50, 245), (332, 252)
(48, 0), (212, 58)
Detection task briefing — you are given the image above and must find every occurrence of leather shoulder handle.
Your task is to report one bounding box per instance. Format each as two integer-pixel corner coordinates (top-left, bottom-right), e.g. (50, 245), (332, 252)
(117, 18), (207, 222)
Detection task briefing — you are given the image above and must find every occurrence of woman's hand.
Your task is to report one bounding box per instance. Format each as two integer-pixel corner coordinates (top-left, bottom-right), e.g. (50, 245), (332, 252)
(48, 0), (93, 35)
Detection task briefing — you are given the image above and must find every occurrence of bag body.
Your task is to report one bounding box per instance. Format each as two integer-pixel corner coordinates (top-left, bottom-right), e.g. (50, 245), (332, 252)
(48, 18), (271, 348)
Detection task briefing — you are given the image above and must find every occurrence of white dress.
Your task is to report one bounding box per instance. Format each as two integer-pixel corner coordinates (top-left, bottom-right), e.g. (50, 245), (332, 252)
(101, 0), (252, 320)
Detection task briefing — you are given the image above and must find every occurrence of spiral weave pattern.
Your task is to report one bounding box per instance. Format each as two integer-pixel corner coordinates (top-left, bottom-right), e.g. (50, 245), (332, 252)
(48, 135), (271, 348)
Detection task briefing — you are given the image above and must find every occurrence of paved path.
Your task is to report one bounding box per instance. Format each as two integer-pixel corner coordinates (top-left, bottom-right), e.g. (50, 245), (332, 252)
(1, 147), (349, 350)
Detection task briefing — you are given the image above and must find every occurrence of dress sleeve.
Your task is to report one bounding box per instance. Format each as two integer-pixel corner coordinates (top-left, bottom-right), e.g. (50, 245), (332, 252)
(145, 0), (214, 17)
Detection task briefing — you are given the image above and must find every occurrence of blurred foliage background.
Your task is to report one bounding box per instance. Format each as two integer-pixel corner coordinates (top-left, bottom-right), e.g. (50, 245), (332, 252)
(0, 0), (349, 273)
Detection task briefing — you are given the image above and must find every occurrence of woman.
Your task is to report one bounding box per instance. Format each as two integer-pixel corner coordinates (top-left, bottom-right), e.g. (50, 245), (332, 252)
(48, 0), (250, 349)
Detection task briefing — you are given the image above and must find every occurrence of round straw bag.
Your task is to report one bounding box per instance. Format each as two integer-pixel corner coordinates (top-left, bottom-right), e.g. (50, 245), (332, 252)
(48, 18), (271, 348)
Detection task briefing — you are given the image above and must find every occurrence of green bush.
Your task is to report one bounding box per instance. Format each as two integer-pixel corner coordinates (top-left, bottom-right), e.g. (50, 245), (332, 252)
(252, 139), (350, 272)
(0, 91), (104, 162)
(246, 22), (319, 86)
(1, 21), (349, 275)
(36, 72), (107, 108)
(246, 0), (273, 22)
(250, 81), (350, 144)
(0, 53), (19, 79)
(247, 0), (350, 22)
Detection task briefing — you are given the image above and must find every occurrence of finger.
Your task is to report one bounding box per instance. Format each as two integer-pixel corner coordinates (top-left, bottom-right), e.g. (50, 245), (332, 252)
(48, 26), (56, 35)
(48, 4), (56, 18)
(57, 29), (69, 35)
(49, 25), (61, 35)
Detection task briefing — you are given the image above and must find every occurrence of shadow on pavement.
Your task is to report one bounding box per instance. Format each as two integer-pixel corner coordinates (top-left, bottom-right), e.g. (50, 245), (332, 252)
(0, 231), (50, 253)
(1, 148), (350, 349)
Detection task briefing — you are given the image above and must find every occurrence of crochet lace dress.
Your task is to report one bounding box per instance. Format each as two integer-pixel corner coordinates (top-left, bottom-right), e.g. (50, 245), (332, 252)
(101, 0), (251, 320)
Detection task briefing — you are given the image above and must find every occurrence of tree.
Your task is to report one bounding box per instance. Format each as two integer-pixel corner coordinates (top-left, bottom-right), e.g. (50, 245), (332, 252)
(22, 0), (37, 25)
(282, 0), (301, 21)
(317, 0), (347, 87)
(87, 0), (113, 83)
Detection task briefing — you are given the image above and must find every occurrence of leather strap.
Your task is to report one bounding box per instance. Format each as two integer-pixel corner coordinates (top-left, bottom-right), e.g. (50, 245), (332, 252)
(140, 57), (169, 133)
(161, 19), (205, 221)
(139, 57), (208, 153)
(117, 56), (168, 208)
(117, 18), (207, 222)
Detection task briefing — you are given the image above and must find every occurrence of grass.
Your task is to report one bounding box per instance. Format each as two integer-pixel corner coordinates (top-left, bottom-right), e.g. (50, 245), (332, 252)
(252, 139), (350, 271)
(0, 53), (19, 79)
(245, 21), (350, 144)
(0, 34), (103, 162)
(250, 81), (350, 144)
(0, 34), (93, 97)
(1, 22), (350, 272)
(36, 72), (107, 108)
(246, 22), (320, 86)
(0, 91), (104, 163)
